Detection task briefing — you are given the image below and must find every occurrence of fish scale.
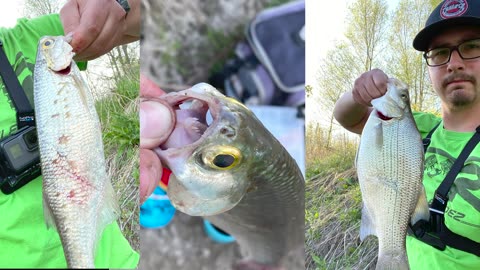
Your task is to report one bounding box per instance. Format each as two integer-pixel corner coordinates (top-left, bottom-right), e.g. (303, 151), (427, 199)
(356, 78), (430, 270)
(33, 35), (118, 268)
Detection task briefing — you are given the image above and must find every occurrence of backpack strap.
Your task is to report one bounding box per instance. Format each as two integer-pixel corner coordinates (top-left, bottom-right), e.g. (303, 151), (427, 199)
(423, 121), (441, 152)
(0, 40), (35, 129)
(430, 125), (480, 213)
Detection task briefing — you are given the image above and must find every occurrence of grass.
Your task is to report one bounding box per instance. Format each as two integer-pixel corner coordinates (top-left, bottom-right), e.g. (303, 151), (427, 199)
(95, 67), (139, 252)
(305, 134), (378, 270)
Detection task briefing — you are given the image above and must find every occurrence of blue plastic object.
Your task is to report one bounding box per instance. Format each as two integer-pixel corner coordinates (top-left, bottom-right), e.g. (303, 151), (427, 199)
(140, 187), (176, 229)
(203, 219), (235, 244)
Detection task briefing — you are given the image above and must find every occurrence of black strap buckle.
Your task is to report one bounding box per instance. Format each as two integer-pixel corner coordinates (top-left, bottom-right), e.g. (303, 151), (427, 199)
(408, 213), (446, 251)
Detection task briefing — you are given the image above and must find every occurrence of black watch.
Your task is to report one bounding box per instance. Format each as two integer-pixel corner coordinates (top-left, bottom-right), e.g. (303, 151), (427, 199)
(116, 0), (130, 13)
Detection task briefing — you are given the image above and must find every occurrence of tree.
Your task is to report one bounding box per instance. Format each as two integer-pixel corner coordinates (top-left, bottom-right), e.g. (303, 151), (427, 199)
(386, 0), (439, 112)
(23, 0), (64, 18)
(316, 42), (361, 148)
(345, 0), (389, 71)
(313, 0), (390, 147)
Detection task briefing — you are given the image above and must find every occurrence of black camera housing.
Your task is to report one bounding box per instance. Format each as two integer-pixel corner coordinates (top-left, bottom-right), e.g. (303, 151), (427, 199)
(0, 126), (41, 194)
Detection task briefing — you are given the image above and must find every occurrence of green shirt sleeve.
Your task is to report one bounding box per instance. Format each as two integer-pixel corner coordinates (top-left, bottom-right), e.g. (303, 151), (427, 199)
(412, 111), (442, 139)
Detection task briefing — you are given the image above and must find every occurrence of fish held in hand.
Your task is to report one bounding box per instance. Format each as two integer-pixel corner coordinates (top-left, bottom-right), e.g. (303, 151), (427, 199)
(152, 83), (305, 269)
(356, 78), (430, 270)
(34, 35), (119, 268)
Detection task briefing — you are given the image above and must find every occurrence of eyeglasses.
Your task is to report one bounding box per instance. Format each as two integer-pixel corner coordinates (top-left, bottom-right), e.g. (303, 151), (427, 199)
(424, 38), (480, 67)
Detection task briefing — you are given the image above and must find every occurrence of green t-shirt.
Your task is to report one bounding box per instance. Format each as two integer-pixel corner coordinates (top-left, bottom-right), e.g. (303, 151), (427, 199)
(0, 14), (139, 268)
(406, 112), (480, 269)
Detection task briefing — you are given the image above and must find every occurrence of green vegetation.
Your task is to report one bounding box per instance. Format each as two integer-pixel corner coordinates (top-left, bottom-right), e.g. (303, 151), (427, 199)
(95, 66), (139, 252)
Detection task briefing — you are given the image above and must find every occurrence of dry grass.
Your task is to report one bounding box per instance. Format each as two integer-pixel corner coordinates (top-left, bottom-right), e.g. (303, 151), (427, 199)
(305, 124), (379, 269)
(305, 168), (378, 270)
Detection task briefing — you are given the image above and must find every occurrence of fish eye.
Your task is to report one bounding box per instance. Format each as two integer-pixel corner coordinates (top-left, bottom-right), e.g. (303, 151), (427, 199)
(213, 154), (235, 168)
(202, 146), (242, 170)
(42, 39), (54, 48)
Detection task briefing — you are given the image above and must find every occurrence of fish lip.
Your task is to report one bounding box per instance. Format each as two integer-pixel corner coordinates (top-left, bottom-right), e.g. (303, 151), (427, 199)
(53, 62), (72, 75)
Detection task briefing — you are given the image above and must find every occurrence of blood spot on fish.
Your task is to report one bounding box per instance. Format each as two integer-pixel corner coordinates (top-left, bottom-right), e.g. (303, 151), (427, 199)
(52, 158), (61, 164)
(67, 190), (75, 198)
(58, 135), (69, 144)
(67, 160), (78, 171)
(51, 113), (60, 118)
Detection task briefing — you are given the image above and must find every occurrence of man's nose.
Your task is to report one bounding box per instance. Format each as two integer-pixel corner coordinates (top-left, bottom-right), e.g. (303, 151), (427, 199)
(447, 49), (465, 71)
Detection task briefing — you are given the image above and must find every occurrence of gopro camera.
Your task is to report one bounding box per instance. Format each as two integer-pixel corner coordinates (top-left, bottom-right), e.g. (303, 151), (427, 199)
(0, 126), (41, 194)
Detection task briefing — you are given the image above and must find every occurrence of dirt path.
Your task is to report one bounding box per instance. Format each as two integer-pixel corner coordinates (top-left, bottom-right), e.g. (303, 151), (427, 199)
(139, 212), (242, 270)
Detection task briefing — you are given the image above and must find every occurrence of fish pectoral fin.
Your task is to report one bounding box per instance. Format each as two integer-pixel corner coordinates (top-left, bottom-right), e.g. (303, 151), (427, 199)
(360, 204), (376, 241)
(410, 184), (430, 225)
(42, 194), (57, 231)
(374, 122), (383, 147)
(95, 179), (120, 251)
(354, 136), (361, 169)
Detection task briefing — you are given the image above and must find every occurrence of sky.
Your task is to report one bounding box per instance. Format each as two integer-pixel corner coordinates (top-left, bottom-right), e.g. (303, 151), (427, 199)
(306, 0), (401, 127)
(0, 1), (25, 28)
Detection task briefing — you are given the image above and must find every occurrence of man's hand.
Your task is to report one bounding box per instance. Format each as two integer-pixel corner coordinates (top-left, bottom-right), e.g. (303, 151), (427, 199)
(352, 68), (389, 107)
(139, 74), (174, 204)
(60, 0), (140, 61)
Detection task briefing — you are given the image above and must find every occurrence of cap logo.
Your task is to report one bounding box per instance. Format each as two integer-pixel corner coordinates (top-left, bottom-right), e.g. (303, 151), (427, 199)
(441, 0), (468, 18)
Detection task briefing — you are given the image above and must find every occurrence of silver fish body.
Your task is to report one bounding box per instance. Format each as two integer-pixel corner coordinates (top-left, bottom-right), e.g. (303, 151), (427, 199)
(356, 78), (430, 270)
(33, 36), (118, 268)
(154, 83), (305, 269)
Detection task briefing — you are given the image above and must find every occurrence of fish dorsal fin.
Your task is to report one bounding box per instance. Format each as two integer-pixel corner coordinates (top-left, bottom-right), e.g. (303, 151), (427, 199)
(360, 203), (376, 241)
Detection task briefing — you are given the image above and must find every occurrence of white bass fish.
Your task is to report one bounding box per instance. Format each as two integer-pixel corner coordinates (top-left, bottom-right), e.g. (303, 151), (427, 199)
(356, 78), (430, 270)
(34, 35), (119, 268)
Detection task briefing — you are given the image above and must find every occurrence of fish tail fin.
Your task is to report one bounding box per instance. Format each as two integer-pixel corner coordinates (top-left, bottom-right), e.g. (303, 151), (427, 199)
(376, 251), (409, 270)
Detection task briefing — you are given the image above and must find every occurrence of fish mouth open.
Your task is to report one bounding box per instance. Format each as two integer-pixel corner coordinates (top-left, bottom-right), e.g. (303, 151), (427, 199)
(151, 87), (247, 216)
(54, 63), (72, 75)
(158, 90), (221, 151)
(376, 110), (392, 121)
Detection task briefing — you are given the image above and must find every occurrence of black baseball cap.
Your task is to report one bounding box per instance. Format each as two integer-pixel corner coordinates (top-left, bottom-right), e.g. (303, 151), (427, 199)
(413, 0), (480, 51)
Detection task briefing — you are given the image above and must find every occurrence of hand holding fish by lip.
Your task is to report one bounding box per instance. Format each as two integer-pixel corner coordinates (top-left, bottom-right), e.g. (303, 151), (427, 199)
(352, 68), (389, 107)
(60, 0), (140, 61)
(139, 74), (175, 204)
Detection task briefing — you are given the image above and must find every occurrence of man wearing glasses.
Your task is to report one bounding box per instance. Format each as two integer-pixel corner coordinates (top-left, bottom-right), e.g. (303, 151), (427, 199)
(333, 0), (480, 269)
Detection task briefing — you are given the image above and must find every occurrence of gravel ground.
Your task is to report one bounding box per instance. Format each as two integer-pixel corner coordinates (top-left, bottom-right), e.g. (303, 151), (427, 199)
(139, 213), (243, 270)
